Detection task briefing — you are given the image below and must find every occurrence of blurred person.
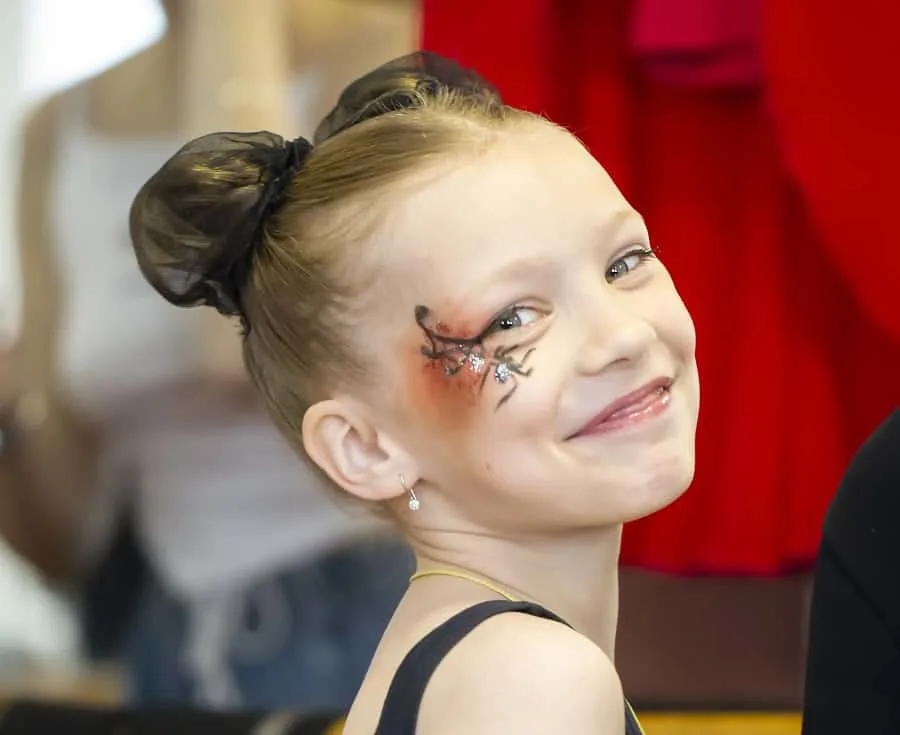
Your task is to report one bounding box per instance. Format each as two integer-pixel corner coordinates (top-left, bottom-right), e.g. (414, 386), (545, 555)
(127, 49), (699, 734)
(802, 409), (900, 734)
(0, 0), (417, 711)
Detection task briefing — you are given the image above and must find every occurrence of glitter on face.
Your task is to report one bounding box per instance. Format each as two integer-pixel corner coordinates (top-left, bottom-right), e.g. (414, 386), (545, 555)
(468, 353), (486, 373)
(493, 363), (511, 383)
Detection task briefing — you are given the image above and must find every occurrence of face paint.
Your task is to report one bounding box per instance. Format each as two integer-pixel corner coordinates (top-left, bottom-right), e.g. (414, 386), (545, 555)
(414, 305), (535, 410)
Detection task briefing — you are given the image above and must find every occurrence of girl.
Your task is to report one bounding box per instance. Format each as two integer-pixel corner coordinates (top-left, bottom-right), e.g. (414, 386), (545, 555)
(130, 52), (699, 734)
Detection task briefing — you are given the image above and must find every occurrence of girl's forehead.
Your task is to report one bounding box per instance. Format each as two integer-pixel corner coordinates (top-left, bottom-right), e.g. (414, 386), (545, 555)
(379, 129), (630, 289)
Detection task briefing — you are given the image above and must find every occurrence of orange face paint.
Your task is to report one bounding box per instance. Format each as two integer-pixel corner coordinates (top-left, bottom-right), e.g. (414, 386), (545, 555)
(405, 304), (535, 425)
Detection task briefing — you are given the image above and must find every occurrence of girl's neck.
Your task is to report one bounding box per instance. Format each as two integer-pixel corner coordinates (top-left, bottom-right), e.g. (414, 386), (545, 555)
(409, 524), (623, 659)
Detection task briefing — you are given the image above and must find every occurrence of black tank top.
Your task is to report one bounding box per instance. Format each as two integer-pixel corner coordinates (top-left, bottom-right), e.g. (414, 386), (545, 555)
(373, 600), (644, 734)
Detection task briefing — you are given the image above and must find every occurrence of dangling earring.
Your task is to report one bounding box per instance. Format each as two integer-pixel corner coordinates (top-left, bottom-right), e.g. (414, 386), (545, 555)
(399, 474), (420, 511)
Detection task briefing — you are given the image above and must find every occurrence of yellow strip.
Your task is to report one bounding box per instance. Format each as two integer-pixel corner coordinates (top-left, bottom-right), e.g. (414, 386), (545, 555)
(636, 712), (801, 735)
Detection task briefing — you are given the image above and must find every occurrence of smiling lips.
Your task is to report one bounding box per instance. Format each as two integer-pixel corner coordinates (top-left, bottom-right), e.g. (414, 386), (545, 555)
(572, 378), (673, 438)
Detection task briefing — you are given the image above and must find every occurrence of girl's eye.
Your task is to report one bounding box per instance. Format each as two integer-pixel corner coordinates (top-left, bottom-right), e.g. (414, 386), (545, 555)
(484, 305), (545, 337)
(605, 247), (657, 283)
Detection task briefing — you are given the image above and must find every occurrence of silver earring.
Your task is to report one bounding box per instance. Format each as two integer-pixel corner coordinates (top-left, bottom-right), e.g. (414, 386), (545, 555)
(399, 474), (420, 511)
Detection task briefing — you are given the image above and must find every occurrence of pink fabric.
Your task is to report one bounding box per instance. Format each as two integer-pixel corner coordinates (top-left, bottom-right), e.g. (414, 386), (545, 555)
(629, 0), (762, 87)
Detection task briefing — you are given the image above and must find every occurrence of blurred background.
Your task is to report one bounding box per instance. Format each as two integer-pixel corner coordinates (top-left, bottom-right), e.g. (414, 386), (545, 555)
(0, 1), (898, 733)
(0, 0), (164, 663)
(1, 0), (164, 340)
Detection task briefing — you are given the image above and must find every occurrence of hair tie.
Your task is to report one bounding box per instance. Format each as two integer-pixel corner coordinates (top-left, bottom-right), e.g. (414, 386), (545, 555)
(216, 136), (313, 334)
(260, 137), (314, 218)
(130, 130), (315, 336)
(285, 137), (314, 169)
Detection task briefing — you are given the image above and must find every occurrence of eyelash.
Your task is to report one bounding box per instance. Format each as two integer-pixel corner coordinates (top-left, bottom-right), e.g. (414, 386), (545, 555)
(605, 247), (657, 282)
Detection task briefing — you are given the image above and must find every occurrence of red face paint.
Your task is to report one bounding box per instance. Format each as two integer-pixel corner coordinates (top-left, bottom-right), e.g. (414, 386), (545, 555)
(404, 307), (489, 428)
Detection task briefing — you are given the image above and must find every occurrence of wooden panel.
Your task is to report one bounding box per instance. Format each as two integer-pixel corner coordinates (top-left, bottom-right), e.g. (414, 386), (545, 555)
(618, 571), (810, 708)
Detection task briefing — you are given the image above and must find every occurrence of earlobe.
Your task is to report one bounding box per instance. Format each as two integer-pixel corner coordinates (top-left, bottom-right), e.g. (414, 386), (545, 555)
(301, 398), (419, 505)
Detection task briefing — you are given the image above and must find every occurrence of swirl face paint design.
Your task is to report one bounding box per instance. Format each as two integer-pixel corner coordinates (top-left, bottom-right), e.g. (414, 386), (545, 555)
(414, 305), (535, 410)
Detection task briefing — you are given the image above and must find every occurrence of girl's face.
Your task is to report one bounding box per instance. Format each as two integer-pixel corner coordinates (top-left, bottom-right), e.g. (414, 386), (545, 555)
(351, 123), (699, 534)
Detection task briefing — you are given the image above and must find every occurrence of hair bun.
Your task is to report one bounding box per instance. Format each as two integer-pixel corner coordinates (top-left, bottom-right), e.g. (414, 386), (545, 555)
(314, 51), (502, 143)
(129, 131), (312, 323)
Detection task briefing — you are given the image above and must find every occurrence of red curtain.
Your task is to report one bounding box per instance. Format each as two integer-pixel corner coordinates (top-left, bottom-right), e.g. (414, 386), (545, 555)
(421, 0), (900, 575)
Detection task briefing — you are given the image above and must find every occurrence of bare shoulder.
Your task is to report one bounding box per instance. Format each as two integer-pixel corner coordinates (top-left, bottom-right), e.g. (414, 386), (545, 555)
(417, 612), (625, 734)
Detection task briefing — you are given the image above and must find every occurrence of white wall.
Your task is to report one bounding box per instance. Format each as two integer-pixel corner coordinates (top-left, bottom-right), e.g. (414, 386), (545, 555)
(0, 0), (162, 664)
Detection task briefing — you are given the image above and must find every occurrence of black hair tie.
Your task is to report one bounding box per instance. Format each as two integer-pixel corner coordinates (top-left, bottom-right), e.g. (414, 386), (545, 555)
(259, 136), (314, 218)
